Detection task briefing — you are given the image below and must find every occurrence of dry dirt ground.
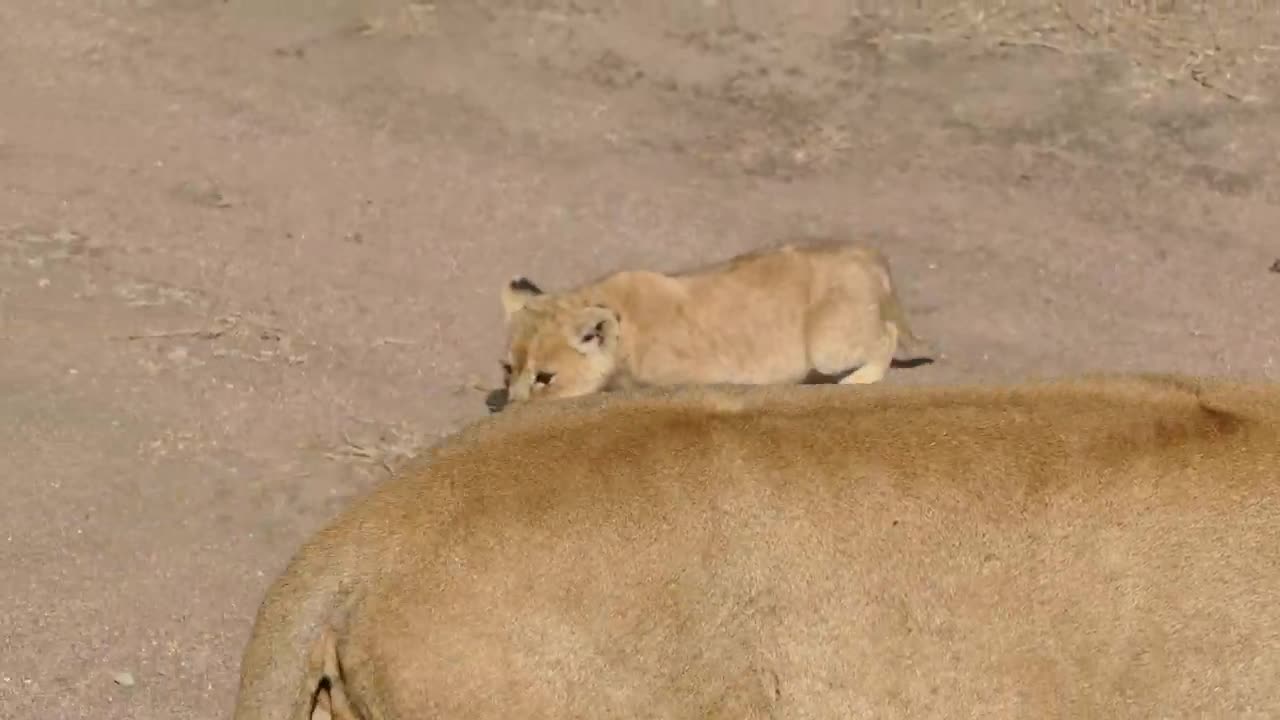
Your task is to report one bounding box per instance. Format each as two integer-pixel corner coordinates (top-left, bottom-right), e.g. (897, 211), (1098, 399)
(2, 0), (1278, 717)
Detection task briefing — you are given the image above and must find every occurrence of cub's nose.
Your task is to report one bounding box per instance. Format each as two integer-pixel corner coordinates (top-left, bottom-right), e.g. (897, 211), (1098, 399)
(485, 387), (509, 414)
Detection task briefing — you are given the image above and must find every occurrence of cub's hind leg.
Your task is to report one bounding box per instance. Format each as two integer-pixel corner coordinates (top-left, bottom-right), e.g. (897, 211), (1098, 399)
(804, 293), (898, 385)
(840, 321), (897, 385)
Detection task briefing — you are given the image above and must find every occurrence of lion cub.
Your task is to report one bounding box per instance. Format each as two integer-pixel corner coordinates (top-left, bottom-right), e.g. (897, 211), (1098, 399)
(493, 239), (933, 409)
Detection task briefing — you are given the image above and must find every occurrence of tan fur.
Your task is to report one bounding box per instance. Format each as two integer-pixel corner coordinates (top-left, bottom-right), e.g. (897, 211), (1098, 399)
(233, 373), (1280, 720)
(494, 239), (934, 408)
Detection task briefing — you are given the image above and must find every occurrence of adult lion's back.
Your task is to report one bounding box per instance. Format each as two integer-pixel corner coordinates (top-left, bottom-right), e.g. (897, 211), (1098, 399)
(233, 374), (1280, 719)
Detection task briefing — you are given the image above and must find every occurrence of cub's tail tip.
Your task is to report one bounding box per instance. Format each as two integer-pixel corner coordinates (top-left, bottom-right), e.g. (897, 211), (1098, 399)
(893, 334), (941, 364)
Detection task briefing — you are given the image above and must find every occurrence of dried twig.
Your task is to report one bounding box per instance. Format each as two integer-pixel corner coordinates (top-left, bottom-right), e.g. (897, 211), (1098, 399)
(1188, 67), (1249, 102)
(325, 431), (396, 476)
(115, 328), (223, 341)
(995, 38), (1067, 53)
(1056, 2), (1097, 37)
(112, 315), (240, 342)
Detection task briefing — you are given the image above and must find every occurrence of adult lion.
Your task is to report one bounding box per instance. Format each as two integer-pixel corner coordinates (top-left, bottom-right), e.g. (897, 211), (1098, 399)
(233, 374), (1280, 719)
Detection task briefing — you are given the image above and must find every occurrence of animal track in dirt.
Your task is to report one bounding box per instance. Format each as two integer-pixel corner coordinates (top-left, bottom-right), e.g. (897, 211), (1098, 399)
(1, 227), (106, 269)
(112, 280), (205, 308)
(322, 418), (435, 479)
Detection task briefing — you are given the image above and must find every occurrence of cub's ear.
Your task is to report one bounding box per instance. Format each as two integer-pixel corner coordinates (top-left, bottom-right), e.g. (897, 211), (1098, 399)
(501, 276), (544, 317)
(571, 305), (620, 354)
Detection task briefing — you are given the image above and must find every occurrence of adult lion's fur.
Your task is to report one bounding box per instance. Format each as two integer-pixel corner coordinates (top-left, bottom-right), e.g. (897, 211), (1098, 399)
(233, 373), (1280, 719)
(492, 239), (934, 409)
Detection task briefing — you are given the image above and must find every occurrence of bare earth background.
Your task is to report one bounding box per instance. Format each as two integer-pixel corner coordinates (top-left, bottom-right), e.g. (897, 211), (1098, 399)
(2, 0), (1278, 717)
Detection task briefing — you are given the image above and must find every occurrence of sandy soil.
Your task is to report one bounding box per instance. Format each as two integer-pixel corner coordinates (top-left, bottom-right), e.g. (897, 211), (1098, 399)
(2, 1), (1278, 717)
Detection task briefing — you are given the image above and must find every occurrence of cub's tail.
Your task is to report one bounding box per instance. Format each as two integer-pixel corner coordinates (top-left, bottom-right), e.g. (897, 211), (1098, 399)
(873, 254), (937, 363)
(882, 291), (937, 362)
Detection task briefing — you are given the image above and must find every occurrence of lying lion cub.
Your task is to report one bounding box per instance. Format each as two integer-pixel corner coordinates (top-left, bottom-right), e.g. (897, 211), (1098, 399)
(234, 374), (1280, 720)
(490, 239), (933, 410)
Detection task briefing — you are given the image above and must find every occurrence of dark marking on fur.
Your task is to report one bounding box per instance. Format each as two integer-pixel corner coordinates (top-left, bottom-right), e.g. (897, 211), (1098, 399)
(581, 320), (607, 346)
(1087, 393), (1250, 467)
(310, 676), (332, 718)
(1194, 399), (1247, 438)
(510, 277), (543, 295)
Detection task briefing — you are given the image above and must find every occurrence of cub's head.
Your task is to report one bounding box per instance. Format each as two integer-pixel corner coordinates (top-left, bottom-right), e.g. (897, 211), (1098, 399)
(488, 277), (622, 412)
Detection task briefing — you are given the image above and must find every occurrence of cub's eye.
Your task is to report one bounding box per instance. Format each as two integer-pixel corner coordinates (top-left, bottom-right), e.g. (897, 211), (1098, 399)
(501, 362), (513, 376)
(534, 371), (556, 386)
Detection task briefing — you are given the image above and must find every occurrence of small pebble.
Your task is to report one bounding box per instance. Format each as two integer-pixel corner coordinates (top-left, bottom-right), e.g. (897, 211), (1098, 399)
(112, 672), (135, 687)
